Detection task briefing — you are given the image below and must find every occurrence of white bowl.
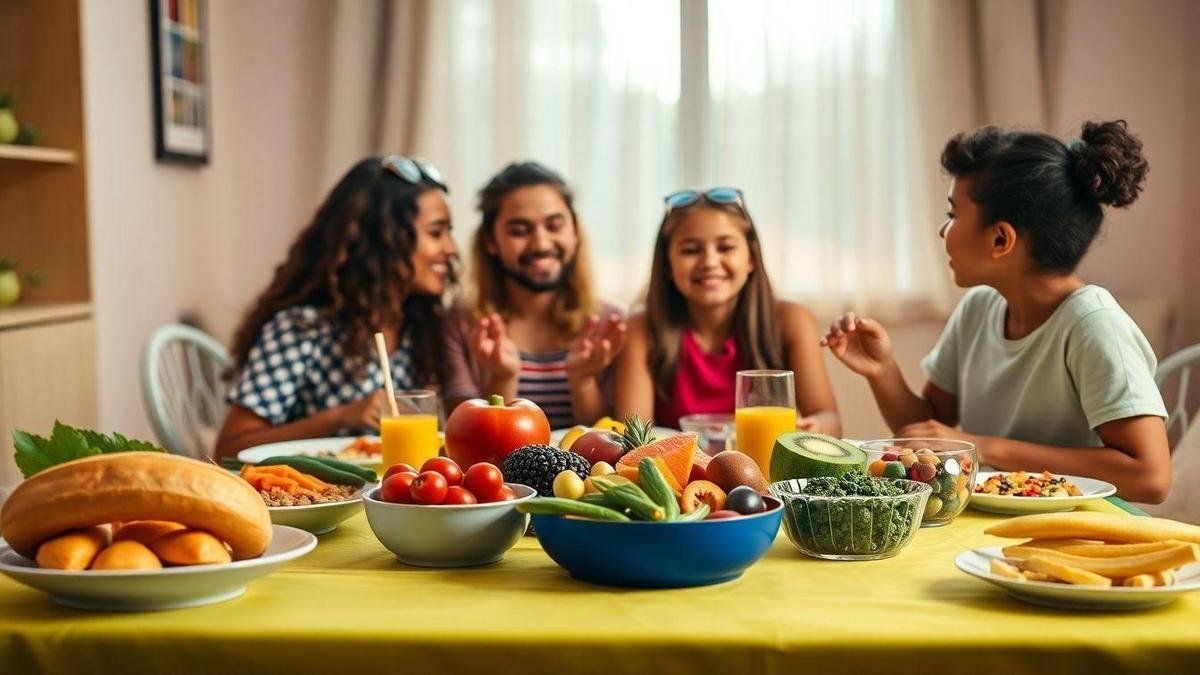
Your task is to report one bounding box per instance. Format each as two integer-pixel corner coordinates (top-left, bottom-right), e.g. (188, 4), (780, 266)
(267, 484), (374, 535)
(363, 484), (535, 567)
(0, 525), (316, 611)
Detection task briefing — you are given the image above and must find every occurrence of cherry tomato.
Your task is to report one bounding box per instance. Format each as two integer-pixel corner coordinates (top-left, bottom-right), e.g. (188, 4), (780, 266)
(380, 472), (418, 503)
(464, 462), (505, 501)
(410, 471), (449, 504)
(494, 484), (518, 501)
(442, 486), (478, 505)
(421, 457), (464, 487)
(383, 463), (418, 481)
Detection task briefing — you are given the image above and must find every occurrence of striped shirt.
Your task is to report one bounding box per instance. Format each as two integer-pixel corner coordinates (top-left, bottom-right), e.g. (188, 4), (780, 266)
(443, 299), (624, 428)
(518, 350), (572, 429)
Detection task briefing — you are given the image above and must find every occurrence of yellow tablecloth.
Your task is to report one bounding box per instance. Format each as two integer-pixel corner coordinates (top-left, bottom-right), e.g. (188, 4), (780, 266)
(1, 499), (1196, 675)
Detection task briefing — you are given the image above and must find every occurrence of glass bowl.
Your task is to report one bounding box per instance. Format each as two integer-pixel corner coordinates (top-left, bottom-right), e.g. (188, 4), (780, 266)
(769, 478), (930, 560)
(858, 438), (977, 527)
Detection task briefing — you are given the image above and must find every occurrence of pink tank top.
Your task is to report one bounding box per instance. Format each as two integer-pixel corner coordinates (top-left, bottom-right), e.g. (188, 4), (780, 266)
(655, 329), (744, 429)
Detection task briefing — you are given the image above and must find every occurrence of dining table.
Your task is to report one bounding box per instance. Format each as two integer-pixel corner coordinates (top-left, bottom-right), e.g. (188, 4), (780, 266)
(1, 496), (1196, 675)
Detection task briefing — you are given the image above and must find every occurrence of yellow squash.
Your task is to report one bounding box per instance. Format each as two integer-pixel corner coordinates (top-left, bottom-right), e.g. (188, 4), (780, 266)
(90, 540), (163, 570)
(35, 526), (110, 570)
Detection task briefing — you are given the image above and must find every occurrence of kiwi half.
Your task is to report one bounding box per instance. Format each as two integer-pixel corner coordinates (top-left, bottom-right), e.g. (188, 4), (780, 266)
(769, 432), (867, 481)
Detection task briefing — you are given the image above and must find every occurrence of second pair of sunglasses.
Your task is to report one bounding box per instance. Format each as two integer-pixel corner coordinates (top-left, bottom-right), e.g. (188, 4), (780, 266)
(382, 155), (447, 190)
(664, 187), (747, 217)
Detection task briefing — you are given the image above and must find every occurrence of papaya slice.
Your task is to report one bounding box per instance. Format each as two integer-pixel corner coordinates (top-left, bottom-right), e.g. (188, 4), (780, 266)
(617, 433), (697, 487)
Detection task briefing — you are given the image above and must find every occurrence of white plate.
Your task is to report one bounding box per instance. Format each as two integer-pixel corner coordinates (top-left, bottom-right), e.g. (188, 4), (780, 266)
(238, 436), (383, 467)
(549, 426), (680, 447)
(968, 471), (1116, 515)
(0, 525), (316, 611)
(955, 546), (1200, 610)
(267, 484), (374, 535)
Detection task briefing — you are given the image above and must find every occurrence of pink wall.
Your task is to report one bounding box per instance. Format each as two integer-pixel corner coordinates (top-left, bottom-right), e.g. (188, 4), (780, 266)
(82, 0), (332, 437)
(1047, 0), (1198, 352)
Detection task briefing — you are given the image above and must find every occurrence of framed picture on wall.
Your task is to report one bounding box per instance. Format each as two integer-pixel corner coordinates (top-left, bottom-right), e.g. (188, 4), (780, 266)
(149, 0), (210, 163)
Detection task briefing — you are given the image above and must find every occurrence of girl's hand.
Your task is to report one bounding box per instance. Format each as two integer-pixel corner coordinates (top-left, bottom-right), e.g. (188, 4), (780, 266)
(470, 313), (522, 381)
(567, 313), (628, 382)
(820, 313), (895, 379)
(337, 390), (386, 431)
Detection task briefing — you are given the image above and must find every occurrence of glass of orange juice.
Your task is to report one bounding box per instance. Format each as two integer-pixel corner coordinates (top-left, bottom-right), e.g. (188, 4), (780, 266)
(735, 370), (796, 479)
(380, 389), (440, 471)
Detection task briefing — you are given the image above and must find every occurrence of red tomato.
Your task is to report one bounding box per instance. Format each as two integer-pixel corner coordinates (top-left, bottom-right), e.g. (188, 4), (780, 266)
(410, 471), (448, 504)
(464, 462), (505, 502)
(380, 472), (418, 503)
(421, 457), (464, 487)
(383, 463), (419, 481)
(442, 486), (478, 505)
(444, 395), (551, 468)
(493, 484), (518, 502)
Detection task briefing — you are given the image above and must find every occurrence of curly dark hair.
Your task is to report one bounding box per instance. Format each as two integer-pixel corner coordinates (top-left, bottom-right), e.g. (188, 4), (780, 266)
(228, 157), (456, 386)
(940, 119), (1148, 273)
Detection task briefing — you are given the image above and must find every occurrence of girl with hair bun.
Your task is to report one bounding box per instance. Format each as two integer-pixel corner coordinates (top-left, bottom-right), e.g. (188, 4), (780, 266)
(822, 120), (1171, 502)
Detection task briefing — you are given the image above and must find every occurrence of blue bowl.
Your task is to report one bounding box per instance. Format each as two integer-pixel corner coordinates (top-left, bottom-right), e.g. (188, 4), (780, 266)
(530, 497), (783, 588)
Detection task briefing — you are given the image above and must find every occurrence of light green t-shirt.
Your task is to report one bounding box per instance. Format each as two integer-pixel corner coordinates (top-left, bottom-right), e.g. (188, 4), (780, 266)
(921, 285), (1167, 448)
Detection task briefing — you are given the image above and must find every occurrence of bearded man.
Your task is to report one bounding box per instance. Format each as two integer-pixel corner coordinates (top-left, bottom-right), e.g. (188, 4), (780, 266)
(443, 162), (626, 428)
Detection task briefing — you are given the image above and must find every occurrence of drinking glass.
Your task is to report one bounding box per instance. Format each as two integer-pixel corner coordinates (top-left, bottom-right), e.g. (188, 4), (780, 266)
(734, 370), (796, 478)
(379, 389), (440, 470)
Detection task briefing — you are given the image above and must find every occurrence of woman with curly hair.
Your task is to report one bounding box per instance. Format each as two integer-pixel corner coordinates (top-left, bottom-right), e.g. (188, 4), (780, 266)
(822, 120), (1171, 502)
(215, 156), (458, 458)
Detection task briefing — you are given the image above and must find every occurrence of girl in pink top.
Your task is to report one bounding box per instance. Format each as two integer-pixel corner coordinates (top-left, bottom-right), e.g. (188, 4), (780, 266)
(615, 188), (841, 433)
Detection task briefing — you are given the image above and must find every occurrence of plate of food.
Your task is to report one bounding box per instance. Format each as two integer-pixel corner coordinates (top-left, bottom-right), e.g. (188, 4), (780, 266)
(955, 546), (1200, 610)
(969, 470), (1116, 515)
(956, 511), (1200, 610)
(0, 524), (316, 611)
(238, 436), (385, 467)
(550, 424), (680, 450)
(238, 457), (378, 534)
(0, 443), (317, 611)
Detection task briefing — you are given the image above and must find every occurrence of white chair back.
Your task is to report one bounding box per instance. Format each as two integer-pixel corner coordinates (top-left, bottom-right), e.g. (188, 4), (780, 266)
(141, 324), (231, 459)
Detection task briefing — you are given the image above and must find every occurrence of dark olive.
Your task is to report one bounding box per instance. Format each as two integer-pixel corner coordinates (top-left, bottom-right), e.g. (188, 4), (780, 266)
(725, 486), (765, 515)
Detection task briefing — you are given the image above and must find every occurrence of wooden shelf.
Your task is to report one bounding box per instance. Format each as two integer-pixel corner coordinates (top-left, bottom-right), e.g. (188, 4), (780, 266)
(0, 144), (77, 164)
(0, 302), (92, 330)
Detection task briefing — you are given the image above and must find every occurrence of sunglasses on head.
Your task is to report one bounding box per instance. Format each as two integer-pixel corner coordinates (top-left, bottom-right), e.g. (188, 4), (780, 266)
(664, 187), (747, 216)
(381, 155), (447, 190)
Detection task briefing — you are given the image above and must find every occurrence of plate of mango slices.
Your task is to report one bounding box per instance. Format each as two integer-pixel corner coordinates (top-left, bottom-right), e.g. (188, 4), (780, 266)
(956, 511), (1200, 610)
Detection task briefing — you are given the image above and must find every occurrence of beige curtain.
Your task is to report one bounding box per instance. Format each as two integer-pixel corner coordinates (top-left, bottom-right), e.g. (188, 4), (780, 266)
(320, 0), (1051, 317)
(320, 0), (433, 186)
(891, 0), (1050, 317)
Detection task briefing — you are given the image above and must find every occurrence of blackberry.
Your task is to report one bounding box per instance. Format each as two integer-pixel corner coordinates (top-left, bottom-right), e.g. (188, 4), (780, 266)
(503, 444), (590, 497)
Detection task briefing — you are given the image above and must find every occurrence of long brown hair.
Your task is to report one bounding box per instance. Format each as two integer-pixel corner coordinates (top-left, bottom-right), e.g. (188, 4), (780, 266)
(228, 157), (455, 386)
(645, 201), (784, 400)
(469, 162), (596, 344)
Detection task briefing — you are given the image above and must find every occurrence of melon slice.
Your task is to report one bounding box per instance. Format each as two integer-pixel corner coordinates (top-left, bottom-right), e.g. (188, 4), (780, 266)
(770, 432), (866, 481)
(617, 433), (697, 487)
